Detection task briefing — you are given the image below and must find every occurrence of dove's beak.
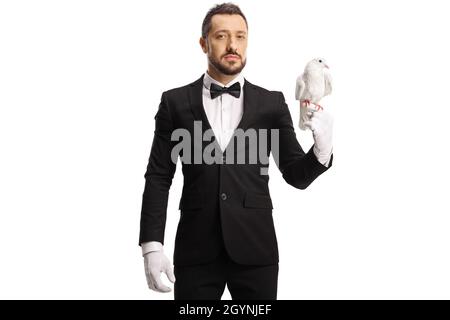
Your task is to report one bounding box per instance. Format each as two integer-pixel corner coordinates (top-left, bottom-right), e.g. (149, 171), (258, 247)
(324, 64), (329, 69)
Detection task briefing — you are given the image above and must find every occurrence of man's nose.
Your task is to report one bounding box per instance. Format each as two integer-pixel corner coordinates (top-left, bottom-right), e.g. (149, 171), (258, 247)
(227, 37), (238, 52)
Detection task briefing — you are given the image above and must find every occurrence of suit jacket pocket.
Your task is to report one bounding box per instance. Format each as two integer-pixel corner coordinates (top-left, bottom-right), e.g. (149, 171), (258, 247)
(178, 194), (203, 211)
(243, 192), (273, 209)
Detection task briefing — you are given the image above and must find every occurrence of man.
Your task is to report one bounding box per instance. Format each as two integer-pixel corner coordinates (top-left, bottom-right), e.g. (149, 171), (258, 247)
(139, 2), (333, 300)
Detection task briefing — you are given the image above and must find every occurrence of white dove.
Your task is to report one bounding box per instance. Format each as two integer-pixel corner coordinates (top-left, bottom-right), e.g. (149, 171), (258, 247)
(295, 58), (332, 130)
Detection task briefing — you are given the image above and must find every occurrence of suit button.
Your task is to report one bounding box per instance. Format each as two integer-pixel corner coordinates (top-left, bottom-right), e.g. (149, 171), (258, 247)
(222, 155), (226, 164)
(221, 193), (227, 200)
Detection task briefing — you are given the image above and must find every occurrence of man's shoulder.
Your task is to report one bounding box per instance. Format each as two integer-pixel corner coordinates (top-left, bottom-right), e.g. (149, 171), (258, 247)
(247, 80), (282, 95)
(245, 79), (284, 102)
(162, 75), (203, 98)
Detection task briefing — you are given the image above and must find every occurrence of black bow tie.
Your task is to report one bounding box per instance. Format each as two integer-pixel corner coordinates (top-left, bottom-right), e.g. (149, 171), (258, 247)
(209, 82), (241, 99)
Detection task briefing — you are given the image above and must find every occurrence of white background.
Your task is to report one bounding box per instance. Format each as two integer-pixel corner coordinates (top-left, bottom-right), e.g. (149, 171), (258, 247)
(1, 0), (449, 299)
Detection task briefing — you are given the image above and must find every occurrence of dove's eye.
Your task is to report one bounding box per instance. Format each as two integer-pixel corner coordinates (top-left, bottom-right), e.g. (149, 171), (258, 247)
(319, 59), (322, 63)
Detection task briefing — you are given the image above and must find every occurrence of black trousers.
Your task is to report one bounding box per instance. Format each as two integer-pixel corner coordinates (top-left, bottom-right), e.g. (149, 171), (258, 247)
(174, 247), (279, 300)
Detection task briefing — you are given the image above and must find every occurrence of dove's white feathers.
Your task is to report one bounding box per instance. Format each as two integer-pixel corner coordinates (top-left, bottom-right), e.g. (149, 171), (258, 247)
(295, 58), (332, 103)
(295, 58), (333, 130)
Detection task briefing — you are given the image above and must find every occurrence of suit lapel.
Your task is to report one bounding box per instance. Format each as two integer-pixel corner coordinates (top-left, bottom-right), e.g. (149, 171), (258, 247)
(188, 74), (208, 128)
(239, 79), (258, 132)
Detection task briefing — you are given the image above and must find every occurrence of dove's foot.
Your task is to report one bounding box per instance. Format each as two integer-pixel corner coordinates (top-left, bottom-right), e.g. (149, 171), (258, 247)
(315, 104), (323, 111)
(301, 99), (310, 107)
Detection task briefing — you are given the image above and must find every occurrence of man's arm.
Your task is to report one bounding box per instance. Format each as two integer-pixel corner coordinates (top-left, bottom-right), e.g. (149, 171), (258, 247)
(272, 91), (333, 189)
(139, 91), (177, 246)
(139, 92), (178, 293)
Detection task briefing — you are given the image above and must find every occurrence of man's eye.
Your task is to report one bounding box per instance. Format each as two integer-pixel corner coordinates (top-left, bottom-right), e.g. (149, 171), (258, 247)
(217, 34), (226, 39)
(237, 35), (246, 39)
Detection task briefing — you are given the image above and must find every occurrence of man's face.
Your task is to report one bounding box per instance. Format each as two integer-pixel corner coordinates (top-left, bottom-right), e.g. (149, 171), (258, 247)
(200, 14), (248, 76)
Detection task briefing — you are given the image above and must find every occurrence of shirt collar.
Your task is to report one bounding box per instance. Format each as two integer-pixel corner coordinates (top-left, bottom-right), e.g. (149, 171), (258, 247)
(203, 70), (245, 92)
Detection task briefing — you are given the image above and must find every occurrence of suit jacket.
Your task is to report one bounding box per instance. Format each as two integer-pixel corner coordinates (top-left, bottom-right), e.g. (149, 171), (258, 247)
(139, 74), (333, 266)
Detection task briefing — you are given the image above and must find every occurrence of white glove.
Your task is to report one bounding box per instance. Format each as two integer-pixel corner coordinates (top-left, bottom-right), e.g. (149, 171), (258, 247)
(144, 249), (176, 293)
(303, 102), (333, 166)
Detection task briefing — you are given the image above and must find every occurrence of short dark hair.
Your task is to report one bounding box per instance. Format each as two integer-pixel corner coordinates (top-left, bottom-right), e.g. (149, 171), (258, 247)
(201, 2), (248, 39)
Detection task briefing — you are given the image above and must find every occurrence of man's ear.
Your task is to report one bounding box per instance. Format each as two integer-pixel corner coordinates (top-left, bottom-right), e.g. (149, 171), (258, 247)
(199, 37), (208, 53)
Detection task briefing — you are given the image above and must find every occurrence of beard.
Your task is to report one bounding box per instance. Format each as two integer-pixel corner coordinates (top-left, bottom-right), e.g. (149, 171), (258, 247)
(208, 52), (247, 76)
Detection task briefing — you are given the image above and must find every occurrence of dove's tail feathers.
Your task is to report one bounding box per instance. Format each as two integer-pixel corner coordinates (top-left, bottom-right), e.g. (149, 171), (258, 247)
(298, 101), (309, 130)
(295, 74), (305, 100)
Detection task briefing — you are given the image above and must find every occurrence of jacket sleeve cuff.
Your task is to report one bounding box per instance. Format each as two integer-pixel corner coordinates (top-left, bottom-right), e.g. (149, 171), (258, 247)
(313, 146), (333, 167)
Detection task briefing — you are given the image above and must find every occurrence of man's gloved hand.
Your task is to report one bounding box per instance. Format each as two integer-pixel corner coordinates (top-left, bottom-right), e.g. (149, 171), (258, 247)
(303, 102), (333, 165)
(144, 250), (176, 292)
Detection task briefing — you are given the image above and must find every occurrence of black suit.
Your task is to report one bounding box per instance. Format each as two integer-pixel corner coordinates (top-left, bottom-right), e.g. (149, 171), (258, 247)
(139, 74), (333, 298)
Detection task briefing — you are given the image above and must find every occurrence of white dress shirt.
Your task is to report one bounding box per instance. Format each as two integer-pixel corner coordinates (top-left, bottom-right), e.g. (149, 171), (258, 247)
(141, 71), (331, 255)
(202, 71), (245, 152)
